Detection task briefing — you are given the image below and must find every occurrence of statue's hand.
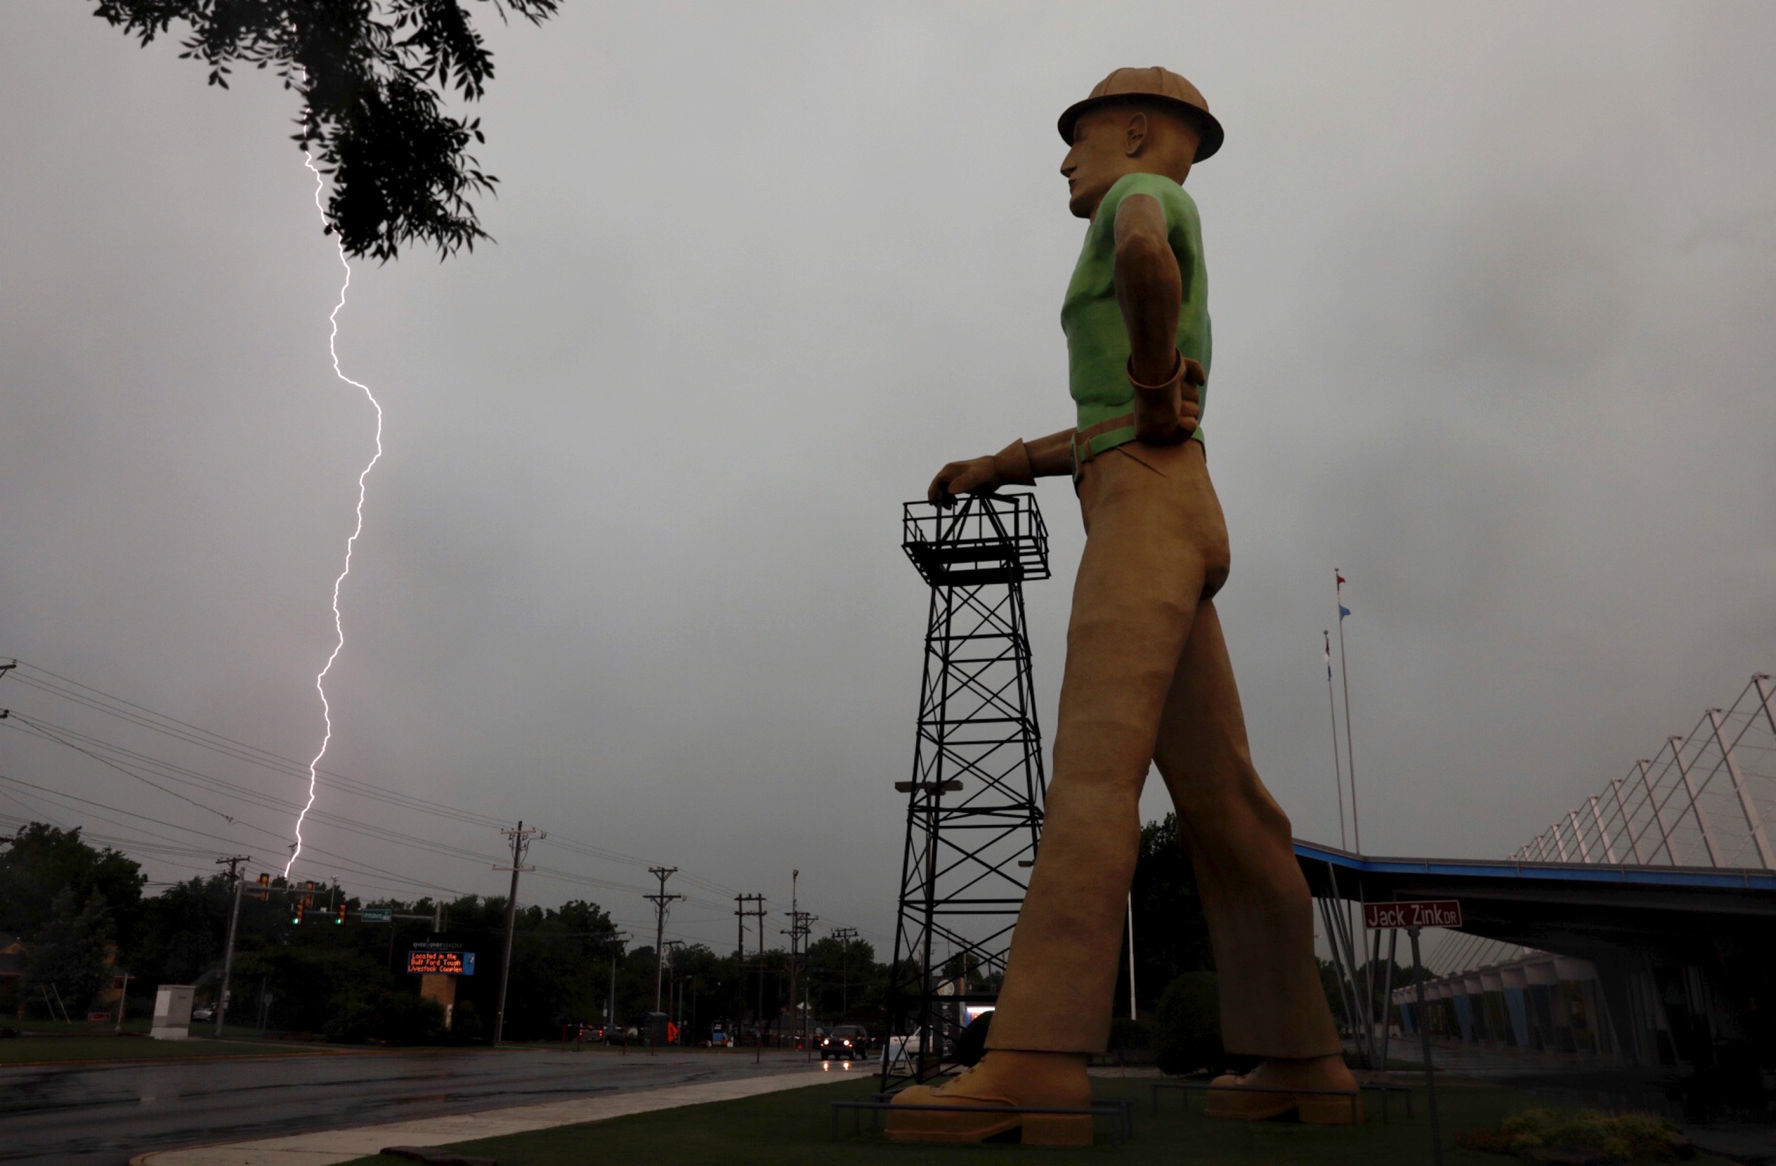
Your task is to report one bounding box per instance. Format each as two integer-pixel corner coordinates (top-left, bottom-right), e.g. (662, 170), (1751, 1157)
(1132, 356), (1204, 445)
(927, 456), (1000, 509)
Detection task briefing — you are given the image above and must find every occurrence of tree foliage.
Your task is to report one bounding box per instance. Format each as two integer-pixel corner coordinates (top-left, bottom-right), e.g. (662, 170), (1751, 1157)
(0, 823), (144, 953)
(24, 888), (116, 1015)
(1118, 812), (1214, 1017)
(91, 0), (559, 261)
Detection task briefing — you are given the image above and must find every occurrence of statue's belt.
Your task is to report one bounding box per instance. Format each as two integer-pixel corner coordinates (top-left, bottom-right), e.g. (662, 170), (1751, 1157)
(1071, 413), (1137, 480)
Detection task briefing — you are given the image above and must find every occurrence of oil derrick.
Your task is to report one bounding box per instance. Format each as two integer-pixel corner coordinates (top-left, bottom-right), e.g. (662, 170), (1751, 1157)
(884, 491), (1050, 1089)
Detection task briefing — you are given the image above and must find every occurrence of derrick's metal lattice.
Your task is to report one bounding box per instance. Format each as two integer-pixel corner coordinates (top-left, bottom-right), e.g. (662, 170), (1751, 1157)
(883, 492), (1050, 1091)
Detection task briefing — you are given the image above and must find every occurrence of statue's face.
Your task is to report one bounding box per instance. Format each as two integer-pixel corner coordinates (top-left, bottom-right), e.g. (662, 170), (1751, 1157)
(1060, 106), (1140, 220)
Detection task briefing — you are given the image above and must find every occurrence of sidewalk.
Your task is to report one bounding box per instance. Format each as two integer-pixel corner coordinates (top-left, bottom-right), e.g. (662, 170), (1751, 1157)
(131, 1064), (823, 1166)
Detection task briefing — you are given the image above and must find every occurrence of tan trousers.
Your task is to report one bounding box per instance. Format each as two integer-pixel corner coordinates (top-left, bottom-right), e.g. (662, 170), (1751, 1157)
(984, 440), (1340, 1059)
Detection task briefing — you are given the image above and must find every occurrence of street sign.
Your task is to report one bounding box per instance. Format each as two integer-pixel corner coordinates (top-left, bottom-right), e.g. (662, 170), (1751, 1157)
(407, 949), (476, 976)
(357, 907), (393, 923)
(1358, 900), (1462, 1166)
(1364, 899), (1462, 930)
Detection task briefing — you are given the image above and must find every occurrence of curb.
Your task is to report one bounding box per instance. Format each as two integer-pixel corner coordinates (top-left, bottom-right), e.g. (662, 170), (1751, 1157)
(127, 1065), (823, 1166)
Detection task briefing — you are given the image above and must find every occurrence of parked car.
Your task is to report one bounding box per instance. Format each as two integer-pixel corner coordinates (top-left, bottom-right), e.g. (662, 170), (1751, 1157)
(820, 1023), (870, 1060)
(191, 1005), (216, 1022)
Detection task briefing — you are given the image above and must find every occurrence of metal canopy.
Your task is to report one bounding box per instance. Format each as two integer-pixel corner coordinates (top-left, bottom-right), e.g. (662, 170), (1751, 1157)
(1297, 839), (1776, 963)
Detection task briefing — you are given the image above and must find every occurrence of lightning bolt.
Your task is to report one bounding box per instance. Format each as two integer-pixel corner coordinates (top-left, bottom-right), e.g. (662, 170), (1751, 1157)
(284, 151), (384, 879)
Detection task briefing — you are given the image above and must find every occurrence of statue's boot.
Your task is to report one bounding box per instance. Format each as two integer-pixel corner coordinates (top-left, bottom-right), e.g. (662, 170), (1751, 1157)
(1204, 1054), (1361, 1124)
(884, 1050), (1092, 1146)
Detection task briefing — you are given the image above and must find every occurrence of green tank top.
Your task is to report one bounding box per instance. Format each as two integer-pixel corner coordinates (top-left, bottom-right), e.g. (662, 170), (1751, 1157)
(1061, 171), (1211, 457)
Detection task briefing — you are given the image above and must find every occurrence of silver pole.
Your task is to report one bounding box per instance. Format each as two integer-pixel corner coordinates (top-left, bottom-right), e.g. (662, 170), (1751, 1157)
(1317, 895), (1362, 1042)
(1410, 927), (1445, 1166)
(1708, 708), (1775, 868)
(1568, 810), (1592, 862)
(1753, 673), (1776, 738)
(1325, 866), (1374, 1067)
(1324, 630), (1347, 850)
(1335, 578), (1360, 854)
(1380, 928), (1398, 1070)
(1126, 894), (1138, 1020)
(1669, 734), (1721, 866)
(1611, 778), (1642, 863)
(1587, 796), (1616, 863)
(1639, 758), (1678, 864)
(1551, 822), (1570, 862)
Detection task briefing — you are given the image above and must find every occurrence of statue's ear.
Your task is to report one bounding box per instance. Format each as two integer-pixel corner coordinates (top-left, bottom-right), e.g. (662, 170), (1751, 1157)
(1123, 111), (1148, 158)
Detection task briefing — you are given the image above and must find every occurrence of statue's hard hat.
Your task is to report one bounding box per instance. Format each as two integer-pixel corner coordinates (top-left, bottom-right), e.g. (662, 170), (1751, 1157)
(1057, 66), (1224, 161)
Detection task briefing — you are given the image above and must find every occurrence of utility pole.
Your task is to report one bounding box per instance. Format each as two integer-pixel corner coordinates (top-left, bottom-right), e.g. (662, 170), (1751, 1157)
(604, 930), (630, 1029)
(645, 867), (683, 1012)
(735, 893), (766, 1044)
(782, 870), (814, 1051)
(214, 855), (249, 1037)
(832, 927), (858, 1018)
(493, 821), (539, 1045)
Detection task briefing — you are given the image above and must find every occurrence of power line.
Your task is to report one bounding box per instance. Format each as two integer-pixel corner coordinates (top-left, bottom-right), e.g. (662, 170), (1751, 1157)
(2, 661), (890, 950)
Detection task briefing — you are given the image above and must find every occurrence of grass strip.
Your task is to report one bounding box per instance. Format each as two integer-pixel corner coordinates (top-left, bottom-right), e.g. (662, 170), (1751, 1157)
(334, 1074), (1740, 1166)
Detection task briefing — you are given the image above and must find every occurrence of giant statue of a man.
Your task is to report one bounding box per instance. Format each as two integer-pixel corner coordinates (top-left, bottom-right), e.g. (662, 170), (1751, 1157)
(887, 67), (1357, 1146)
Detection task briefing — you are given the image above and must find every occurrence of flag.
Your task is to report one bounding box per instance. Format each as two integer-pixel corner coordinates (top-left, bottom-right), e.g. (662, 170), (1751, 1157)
(1339, 604), (1351, 620)
(1323, 630), (1332, 679)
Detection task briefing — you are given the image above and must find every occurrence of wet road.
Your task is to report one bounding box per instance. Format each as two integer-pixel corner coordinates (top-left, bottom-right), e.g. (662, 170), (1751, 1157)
(0, 1045), (820, 1165)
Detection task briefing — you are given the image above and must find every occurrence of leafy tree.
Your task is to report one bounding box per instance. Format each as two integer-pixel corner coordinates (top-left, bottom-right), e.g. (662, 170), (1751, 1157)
(92, 0), (560, 261)
(806, 934), (876, 1021)
(1118, 813), (1213, 1017)
(133, 874), (230, 986)
(24, 889), (115, 1016)
(1152, 970), (1222, 1076)
(0, 823), (144, 955)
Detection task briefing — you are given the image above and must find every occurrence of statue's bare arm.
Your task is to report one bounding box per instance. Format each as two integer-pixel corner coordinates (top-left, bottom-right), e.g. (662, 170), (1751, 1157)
(927, 193), (1197, 507)
(1114, 193), (1201, 444)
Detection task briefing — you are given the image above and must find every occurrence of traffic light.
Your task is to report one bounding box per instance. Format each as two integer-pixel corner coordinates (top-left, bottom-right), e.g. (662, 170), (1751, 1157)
(292, 901), (305, 925)
(255, 872), (270, 902)
(335, 902), (348, 925)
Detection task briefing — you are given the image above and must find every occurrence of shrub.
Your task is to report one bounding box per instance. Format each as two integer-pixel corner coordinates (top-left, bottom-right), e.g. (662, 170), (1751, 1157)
(378, 992), (447, 1045)
(324, 988), (446, 1045)
(1459, 1106), (1689, 1162)
(1108, 1016), (1152, 1052)
(1152, 971), (1221, 1076)
(450, 1000), (484, 1043)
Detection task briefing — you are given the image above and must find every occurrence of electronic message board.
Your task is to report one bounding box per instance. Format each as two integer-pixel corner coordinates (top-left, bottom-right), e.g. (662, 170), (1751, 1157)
(406, 949), (476, 975)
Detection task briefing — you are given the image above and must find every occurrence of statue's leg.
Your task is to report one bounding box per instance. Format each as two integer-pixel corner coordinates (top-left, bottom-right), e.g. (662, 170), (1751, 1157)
(889, 442), (1211, 1145)
(1152, 600), (1356, 1122)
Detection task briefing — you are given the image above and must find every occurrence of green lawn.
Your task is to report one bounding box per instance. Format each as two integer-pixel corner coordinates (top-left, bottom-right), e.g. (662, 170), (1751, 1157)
(336, 1075), (1734, 1166)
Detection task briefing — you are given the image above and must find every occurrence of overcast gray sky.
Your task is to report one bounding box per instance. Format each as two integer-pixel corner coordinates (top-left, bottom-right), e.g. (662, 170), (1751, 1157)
(2, 2), (1773, 958)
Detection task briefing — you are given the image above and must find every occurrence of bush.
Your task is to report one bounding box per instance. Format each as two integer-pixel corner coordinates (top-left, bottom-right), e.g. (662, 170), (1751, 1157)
(1108, 1016), (1151, 1052)
(379, 992), (447, 1045)
(1152, 971), (1221, 1076)
(450, 999), (484, 1043)
(1458, 1106), (1689, 1162)
(324, 988), (446, 1045)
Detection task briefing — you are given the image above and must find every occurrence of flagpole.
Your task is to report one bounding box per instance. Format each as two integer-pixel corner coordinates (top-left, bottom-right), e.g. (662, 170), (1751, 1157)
(1336, 570), (1361, 855)
(1324, 630), (1347, 850)
(1336, 568), (1376, 1065)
